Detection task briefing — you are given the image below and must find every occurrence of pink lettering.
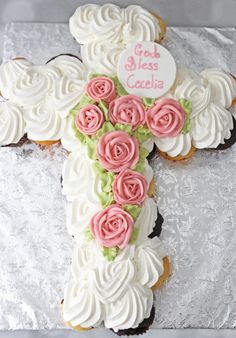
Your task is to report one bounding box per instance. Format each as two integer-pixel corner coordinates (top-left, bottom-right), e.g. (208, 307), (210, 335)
(126, 74), (164, 90)
(134, 43), (142, 56)
(125, 56), (136, 71)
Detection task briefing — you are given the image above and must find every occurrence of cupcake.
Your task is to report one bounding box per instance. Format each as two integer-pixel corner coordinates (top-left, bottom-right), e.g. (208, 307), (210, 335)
(61, 72), (170, 334)
(46, 54), (88, 118)
(0, 55), (88, 147)
(62, 235), (168, 334)
(0, 100), (27, 147)
(0, 58), (33, 100)
(153, 67), (236, 160)
(70, 4), (166, 75)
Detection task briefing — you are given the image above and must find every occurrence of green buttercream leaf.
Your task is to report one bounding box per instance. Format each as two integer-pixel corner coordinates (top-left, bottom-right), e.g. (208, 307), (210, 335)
(179, 98), (192, 134)
(99, 191), (114, 208)
(93, 161), (106, 174)
(133, 146), (149, 174)
(133, 162), (145, 174)
(114, 123), (132, 134)
(102, 246), (119, 261)
(112, 76), (128, 96)
(179, 98), (192, 114)
(142, 97), (155, 108)
(123, 204), (141, 221)
(129, 227), (139, 244)
(85, 226), (93, 240)
(72, 117), (86, 144)
(100, 171), (114, 193)
(134, 125), (151, 143)
(71, 95), (95, 116)
(98, 100), (109, 121)
(95, 121), (115, 139)
(86, 136), (98, 160)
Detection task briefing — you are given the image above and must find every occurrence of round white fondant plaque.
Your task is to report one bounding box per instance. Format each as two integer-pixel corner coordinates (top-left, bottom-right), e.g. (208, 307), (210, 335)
(118, 42), (176, 98)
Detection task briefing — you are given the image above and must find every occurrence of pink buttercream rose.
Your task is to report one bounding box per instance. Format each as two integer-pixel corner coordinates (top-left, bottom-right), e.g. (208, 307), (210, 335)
(97, 131), (139, 173)
(86, 77), (116, 103)
(109, 95), (146, 130)
(75, 104), (104, 135)
(146, 98), (185, 137)
(90, 204), (134, 249)
(113, 169), (148, 205)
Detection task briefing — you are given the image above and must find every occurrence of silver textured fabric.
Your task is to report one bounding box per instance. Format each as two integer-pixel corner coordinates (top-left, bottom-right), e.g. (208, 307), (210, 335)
(0, 23), (236, 330)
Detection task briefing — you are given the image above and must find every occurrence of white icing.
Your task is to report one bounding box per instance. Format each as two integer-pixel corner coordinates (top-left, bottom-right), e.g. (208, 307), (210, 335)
(118, 42), (177, 99)
(0, 59), (33, 99)
(61, 115), (81, 152)
(135, 237), (165, 288)
(63, 280), (104, 328)
(48, 55), (87, 118)
(91, 4), (124, 44)
(174, 66), (235, 149)
(10, 64), (61, 107)
(135, 197), (158, 244)
(69, 4), (100, 44)
(144, 160), (154, 186)
(48, 55), (87, 79)
(123, 5), (160, 44)
(62, 146), (101, 201)
(143, 136), (154, 153)
(66, 196), (101, 237)
(70, 4), (162, 75)
(81, 41), (123, 75)
(23, 98), (65, 141)
(71, 240), (104, 278)
(154, 132), (192, 157)
(91, 259), (136, 304)
(53, 76), (86, 118)
(0, 101), (25, 146)
(201, 69), (236, 108)
(191, 103), (233, 148)
(104, 284), (153, 332)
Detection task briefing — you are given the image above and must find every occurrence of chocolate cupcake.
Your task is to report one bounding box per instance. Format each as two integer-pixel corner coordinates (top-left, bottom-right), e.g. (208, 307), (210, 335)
(112, 307), (155, 336)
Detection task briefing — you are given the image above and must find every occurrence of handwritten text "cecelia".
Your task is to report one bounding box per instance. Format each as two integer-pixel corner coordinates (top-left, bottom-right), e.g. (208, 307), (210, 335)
(124, 43), (164, 90)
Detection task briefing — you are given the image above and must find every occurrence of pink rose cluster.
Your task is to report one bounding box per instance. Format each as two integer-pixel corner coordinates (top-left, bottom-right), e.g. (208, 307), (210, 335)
(74, 76), (187, 251)
(75, 76), (186, 138)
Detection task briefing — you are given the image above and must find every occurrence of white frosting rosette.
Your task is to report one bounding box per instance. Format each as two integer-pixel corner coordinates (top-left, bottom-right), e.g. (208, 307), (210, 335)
(154, 66), (236, 155)
(61, 115), (81, 152)
(174, 67), (236, 149)
(0, 56), (88, 142)
(0, 101), (25, 146)
(63, 236), (166, 331)
(0, 58), (33, 99)
(48, 55), (88, 118)
(70, 4), (162, 75)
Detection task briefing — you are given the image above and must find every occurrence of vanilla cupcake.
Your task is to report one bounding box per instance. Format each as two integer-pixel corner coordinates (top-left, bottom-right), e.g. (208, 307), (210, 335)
(47, 54), (88, 118)
(154, 66), (236, 160)
(70, 4), (166, 75)
(0, 100), (26, 147)
(0, 58), (33, 100)
(62, 235), (169, 335)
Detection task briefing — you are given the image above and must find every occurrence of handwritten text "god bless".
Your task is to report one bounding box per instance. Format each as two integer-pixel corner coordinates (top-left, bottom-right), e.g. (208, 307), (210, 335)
(124, 43), (164, 90)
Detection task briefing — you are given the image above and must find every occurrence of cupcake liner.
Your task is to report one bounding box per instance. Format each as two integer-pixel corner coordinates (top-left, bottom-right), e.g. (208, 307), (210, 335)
(147, 144), (157, 161)
(1, 134), (29, 148)
(112, 306), (155, 336)
(149, 208), (164, 238)
(46, 53), (82, 64)
(216, 117), (236, 150)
